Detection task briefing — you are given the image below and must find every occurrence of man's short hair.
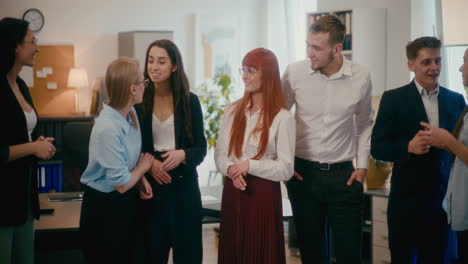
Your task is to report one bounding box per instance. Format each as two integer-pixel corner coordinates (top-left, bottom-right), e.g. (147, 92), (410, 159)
(406, 36), (441, 60)
(308, 15), (346, 45)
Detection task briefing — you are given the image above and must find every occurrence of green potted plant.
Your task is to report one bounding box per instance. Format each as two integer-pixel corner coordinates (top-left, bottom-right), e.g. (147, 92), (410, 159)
(196, 73), (234, 149)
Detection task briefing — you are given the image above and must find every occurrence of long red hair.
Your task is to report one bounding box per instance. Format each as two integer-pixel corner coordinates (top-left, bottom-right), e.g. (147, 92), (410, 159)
(228, 48), (285, 159)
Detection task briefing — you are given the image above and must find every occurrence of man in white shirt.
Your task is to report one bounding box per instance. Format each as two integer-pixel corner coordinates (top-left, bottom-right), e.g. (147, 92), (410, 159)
(282, 15), (373, 264)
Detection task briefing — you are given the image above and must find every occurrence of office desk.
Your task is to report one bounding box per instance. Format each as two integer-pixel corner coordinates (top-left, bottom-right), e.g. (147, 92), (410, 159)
(35, 186), (293, 231)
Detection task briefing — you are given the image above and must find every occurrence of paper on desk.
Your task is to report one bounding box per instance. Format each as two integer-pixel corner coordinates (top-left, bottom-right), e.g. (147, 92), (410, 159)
(201, 195), (218, 201)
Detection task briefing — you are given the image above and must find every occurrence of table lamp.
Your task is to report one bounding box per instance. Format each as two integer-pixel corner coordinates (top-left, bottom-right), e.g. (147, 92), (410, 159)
(67, 68), (89, 114)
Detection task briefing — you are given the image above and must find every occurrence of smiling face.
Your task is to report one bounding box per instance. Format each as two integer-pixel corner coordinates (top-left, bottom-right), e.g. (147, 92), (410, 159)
(408, 47), (441, 90)
(241, 65), (262, 94)
(16, 28), (39, 67)
(307, 32), (338, 72)
(146, 46), (176, 85)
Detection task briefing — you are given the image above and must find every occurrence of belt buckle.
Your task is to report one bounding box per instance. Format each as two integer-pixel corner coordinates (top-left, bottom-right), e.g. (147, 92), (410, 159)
(320, 163), (331, 171)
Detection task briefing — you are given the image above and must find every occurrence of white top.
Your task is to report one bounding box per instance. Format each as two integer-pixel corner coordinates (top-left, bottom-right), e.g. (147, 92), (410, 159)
(282, 57), (373, 169)
(214, 104), (296, 182)
(414, 80), (440, 127)
(152, 114), (176, 151)
(24, 110), (37, 142)
(445, 113), (468, 231)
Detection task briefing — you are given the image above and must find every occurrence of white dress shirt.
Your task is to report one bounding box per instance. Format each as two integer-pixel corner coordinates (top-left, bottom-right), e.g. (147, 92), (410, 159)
(282, 57), (373, 169)
(414, 80), (439, 127)
(152, 114), (176, 151)
(214, 104), (296, 182)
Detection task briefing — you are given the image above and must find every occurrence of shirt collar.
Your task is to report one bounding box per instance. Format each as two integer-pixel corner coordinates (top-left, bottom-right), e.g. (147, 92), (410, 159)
(309, 55), (353, 78)
(414, 79), (440, 96)
(101, 103), (133, 134)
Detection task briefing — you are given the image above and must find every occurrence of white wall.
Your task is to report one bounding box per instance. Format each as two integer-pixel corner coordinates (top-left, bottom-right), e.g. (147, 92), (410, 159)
(0, 0), (261, 186)
(317, 0), (412, 91)
(0, 0), (260, 87)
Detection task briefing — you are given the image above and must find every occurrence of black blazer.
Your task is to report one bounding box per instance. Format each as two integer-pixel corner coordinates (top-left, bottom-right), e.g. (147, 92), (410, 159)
(0, 75), (40, 226)
(135, 92), (207, 182)
(371, 81), (466, 222)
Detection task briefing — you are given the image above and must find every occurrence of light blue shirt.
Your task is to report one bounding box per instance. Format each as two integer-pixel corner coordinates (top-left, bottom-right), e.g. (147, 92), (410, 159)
(80, 103), (141, 193)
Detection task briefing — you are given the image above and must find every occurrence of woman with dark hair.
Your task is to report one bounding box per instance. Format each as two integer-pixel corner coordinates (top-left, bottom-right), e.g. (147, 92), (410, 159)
(0, 17), (56, 264)
(135, 39), (207, 263)
(214, 48), (295, 263)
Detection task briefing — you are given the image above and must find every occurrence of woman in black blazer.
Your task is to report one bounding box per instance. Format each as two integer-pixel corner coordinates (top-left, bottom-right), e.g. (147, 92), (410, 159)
(135, 39), (207, 264)
(0, 17), (56, 264)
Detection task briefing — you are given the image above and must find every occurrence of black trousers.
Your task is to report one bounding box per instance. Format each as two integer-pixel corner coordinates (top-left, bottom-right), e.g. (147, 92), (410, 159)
(79, 185), (139, 264)
(286, 157), (363, 264)
(140, 174), (203, 264)
(387, 201), (448, 264)
(458, 230), (468, 264)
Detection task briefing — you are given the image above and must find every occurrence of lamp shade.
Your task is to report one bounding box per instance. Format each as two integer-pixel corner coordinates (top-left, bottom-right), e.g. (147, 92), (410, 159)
(442, 0), (468, 46)
(67, 68), (89, 88)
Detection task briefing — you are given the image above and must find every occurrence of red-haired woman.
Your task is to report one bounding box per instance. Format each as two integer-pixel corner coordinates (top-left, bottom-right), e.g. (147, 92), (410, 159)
(214, 48), (296, 264)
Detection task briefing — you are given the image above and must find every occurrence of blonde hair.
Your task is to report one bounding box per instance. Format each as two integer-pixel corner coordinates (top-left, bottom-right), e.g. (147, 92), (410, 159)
(105, 57), (140, 129)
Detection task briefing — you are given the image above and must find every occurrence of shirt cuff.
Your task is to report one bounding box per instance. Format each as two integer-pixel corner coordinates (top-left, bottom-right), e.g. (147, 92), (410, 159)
(356, 159), (369, 169)
(248, 159), (261, 176)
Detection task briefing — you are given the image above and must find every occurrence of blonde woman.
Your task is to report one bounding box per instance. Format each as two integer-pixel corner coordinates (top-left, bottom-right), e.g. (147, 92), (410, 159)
(79, 57), (154, 264)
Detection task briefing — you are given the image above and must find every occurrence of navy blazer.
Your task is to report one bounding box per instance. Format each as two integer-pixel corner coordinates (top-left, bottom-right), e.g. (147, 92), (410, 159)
(371, 81), (466, 222)
(0, 76), (40, 225)
(135, 92), (207, 183)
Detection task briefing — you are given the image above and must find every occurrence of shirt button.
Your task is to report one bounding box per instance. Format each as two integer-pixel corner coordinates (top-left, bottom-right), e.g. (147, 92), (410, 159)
(178, 175), (183, 179)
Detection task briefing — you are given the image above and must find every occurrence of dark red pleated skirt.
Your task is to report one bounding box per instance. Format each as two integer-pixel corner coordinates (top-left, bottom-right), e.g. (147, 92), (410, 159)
(218, 174), (286, 264)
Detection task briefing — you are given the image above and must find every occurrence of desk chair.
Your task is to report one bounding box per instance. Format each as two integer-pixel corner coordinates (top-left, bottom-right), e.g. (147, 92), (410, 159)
(62, 121), (94, 191)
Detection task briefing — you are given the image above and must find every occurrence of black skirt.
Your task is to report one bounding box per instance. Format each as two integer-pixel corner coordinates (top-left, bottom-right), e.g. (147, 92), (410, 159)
(79, 185), (140, 264)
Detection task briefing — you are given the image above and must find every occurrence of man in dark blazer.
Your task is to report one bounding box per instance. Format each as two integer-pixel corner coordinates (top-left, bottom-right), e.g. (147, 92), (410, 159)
(371, 36), (466, 263)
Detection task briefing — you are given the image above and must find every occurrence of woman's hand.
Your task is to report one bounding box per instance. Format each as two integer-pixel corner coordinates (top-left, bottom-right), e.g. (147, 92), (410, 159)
(227, 160), (249, 180)
(136, 153), (155, 173)
(150, 159), (172, 185)
(232, 175), (247, 191)
(161, 150), (185, 171)
(420, 122), (452, 149)
(138, 176), (153, 200)
(33, 137), (56, 160)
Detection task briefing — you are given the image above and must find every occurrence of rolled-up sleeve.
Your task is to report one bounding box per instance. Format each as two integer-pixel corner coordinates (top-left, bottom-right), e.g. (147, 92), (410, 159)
(94, 130), (131, 188)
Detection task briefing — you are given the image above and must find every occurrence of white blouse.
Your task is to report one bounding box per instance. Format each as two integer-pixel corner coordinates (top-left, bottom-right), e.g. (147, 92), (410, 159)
(214, 104), (296, 182)
(152, 114), (176, 152)
(24, 110), (37, 142)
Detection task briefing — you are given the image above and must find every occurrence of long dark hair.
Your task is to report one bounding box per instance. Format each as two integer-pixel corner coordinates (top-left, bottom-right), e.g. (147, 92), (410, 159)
(0, 17), (29, 74)
(142, 39), (192, 142)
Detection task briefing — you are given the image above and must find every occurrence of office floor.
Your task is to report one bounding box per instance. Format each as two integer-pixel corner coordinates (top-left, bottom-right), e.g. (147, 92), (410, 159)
(36, 223), (302, 264)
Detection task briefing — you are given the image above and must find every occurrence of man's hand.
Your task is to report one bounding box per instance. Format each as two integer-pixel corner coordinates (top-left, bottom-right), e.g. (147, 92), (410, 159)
(292, 171), (303, 181)
(346, 168), (367, 186)
(408, 130), (431, 155)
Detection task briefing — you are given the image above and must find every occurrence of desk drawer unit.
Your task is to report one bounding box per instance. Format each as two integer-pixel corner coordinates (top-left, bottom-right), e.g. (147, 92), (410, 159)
(372, 195), (390, 263)
(372, 196), (388, 223)
(373, 245), (391, 264)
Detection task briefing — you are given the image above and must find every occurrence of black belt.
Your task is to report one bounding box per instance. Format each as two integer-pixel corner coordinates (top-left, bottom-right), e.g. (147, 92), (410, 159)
(308, 160), (353, 171)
